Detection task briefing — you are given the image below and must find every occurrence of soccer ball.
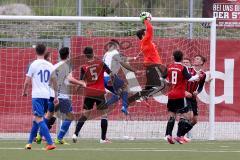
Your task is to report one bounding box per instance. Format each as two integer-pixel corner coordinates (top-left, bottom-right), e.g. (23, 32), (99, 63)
(140, 11), (152, 21)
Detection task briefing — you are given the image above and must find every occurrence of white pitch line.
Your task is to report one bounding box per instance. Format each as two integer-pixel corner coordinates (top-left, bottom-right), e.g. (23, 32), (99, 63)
(1, 147), (240, 153)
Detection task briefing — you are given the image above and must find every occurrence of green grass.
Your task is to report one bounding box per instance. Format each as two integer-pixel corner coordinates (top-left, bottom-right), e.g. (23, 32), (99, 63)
(0, 140), (239, 160)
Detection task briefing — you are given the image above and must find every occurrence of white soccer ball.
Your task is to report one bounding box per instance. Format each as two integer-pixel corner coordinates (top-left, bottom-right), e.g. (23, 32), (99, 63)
(140, 11), (152, 21)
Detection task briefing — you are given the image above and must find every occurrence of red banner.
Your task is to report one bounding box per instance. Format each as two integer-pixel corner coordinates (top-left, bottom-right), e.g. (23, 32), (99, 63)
(203, 0), (240, 28)
(0, 38), (239, 132)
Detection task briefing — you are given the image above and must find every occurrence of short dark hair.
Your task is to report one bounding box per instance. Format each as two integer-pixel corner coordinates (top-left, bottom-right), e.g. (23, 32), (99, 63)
(44, 51), (51, 61)
(173, 50), (183, 62)
(59, 47), (69, 60)
(110, 39), (120, 46)
(194, 54), (206, 64)
(83, 47), (93, 59)
(107, 39), (120, 49)
(35, 44), (46, 56)
(136, 29), (146, 40)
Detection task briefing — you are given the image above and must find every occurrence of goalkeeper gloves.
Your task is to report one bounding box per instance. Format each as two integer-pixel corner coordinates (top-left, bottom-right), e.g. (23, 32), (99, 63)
(140, 12), (151, 23)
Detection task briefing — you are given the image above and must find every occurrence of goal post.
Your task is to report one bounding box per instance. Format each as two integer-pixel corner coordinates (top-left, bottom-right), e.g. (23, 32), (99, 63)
(0, 16), (216, 140)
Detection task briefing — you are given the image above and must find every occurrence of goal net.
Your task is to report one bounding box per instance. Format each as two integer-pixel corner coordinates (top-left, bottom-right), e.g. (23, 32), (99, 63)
(0, 16), (216, 140)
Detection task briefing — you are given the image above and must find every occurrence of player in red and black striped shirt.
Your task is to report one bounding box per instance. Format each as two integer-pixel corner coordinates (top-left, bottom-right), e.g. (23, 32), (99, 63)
(182, 55), (207, 140)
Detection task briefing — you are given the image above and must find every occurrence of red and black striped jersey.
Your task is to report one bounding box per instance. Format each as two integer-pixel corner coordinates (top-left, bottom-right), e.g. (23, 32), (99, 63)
(185, 67), (206, 94)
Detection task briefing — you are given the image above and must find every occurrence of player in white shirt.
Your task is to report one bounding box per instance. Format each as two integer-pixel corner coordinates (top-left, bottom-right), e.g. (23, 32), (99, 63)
(53, 47), (85, 144)
(22, 44), (57, 150)
(103, 39), (134, 115)
(35, 51), (57, 144)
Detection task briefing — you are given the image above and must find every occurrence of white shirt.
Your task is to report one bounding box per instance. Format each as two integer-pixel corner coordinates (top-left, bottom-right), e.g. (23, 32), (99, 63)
(53, 60), (71, 99)
(103, 49), (123, 76)
(26, 59), (54, 99)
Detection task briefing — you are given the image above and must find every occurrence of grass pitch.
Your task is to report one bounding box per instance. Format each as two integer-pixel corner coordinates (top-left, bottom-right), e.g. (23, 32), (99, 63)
(0, 140), (239, 160)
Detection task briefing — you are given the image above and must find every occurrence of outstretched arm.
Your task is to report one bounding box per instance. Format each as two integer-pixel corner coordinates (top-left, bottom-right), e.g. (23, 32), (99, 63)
(143, 20), (153, 41)
(68, 72), (86, 87)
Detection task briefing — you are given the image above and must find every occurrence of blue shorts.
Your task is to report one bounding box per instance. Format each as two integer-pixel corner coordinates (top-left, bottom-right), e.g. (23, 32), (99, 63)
(104, 75), (124, 94)
(59, 98), (73, 114)
(32, 98), (49, 117)
(48, 97), (55, 113)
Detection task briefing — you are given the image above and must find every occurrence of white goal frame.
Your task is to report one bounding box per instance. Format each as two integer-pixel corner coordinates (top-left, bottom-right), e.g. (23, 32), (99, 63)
(0, 15), (216, 140)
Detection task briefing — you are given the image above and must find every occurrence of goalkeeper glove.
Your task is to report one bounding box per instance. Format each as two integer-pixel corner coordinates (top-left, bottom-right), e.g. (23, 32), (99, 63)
(140, 12), (151, 23)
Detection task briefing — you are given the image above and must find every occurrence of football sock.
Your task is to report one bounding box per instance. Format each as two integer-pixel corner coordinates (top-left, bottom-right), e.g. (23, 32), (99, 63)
(122, 91), (128, 109)
(74, 116), (87, 136)
(184, 122), (195, 136)
(28, 121), (39, 144)
(38, 121), (53, 145)
(165, 116), (175, 136)
(101, 118), (108, 140)
(177, 118), (186, 137)
(57, 119), (71, 140)
(39, 117), (49, 137)
(48, 117), (56, 130)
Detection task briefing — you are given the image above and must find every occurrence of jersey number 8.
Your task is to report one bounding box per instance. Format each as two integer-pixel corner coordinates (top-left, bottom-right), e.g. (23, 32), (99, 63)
(171, 71), (178, 84)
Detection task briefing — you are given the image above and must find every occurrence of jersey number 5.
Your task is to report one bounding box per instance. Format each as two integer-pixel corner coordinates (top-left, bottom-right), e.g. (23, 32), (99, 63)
(89, 67), (98, 81)
(171, 71), (178, 84)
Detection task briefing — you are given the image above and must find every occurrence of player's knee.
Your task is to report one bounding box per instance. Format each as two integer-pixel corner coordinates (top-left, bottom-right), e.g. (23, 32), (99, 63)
(179, 117), (189, 124)
(35, 116), (43, 123)
(45, 111), (53, 119)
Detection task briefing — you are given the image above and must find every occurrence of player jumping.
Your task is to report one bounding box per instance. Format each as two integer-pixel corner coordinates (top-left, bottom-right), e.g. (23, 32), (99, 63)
(165, 50), (201, 144)
(23, 44), (57, 150)
(72, 47), (112, 144)
(103, 39), (135, 115)
(128, 12), (167, 104)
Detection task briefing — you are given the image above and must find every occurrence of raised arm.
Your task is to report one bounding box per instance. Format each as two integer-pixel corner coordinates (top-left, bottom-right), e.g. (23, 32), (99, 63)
(143, 20), (153, 41)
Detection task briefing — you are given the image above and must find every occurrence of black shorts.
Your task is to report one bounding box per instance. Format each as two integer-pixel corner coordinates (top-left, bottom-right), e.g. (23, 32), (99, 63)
(186, 98), (198, 116)
(167, 98), (188, 114)
(145, 64), (167, 89)
(83, 96), (107, 110)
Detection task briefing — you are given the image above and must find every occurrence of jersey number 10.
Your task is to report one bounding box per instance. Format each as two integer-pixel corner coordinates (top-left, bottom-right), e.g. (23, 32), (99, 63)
(38, 69), (50, 83)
